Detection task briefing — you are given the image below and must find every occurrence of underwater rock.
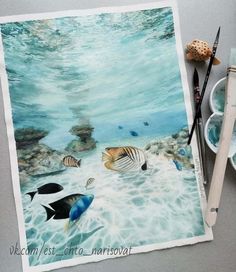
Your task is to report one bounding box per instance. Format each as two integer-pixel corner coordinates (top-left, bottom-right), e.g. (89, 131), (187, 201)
(19, 170), (31, 184)
(15, 127), (48, 148)
(15, 127), (66, 182)
(66, 138), (96, 153)
(145, 127), (194, 169)
(66, 124), (96, 152)
(69, 125), (94, 142)
(17, 143), (66, 181)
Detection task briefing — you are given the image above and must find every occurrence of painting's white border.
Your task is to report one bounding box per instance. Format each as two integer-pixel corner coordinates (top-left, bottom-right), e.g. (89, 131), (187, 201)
(0, 1), (213, 272)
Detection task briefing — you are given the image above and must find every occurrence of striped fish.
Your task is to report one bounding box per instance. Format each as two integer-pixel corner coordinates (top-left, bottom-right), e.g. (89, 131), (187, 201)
(102, 146), (147, 172)
(62, 155), (81, 168)
(85, 178), (95, 189)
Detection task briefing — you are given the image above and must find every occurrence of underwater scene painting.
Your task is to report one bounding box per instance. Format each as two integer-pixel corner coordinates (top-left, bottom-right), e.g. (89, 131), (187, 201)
(0, 2), (212, 272)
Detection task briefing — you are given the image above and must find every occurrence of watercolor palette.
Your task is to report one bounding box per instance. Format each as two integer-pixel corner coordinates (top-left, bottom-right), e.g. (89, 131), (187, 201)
(209, 77), (226, 113)
(205, 77), (236, 170)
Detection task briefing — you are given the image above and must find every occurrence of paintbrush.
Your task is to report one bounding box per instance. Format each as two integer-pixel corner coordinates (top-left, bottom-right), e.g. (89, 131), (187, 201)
(188, 27), (221, 145)
(193, 68), (208, 184)
(205, 48), (236, 227)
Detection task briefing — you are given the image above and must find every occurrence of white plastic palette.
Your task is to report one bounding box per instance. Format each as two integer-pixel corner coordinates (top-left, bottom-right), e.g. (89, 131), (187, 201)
(205, 77), (236, 170)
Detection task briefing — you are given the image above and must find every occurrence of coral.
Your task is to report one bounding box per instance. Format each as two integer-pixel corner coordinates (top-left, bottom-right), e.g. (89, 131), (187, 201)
(145, 127), (194, 169)
(15, 127), (48, 148)
(66, 124), (96, 152)
(15, 127), (66, 181)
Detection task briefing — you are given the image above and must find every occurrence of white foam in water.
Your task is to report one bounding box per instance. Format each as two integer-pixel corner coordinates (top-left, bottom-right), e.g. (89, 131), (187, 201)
(21, 140), (205, 266)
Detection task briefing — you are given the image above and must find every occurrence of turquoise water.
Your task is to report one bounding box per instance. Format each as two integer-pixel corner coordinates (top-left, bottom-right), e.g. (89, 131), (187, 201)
(1, 8), (186, 149)
(1, 7), (205, 267)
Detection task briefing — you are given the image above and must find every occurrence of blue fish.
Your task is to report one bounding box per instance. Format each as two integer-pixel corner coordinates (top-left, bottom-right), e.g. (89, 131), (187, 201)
(118, 125), (123, 129)
(130, 130), (139, 137)
(173, 160), (182, 171)
(178, 148), (186, 156)
(143, 122), (149, 126)
(69, 194), (94, 222)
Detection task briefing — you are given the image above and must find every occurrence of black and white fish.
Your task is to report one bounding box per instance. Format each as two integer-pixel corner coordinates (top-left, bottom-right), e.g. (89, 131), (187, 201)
(102, 146), (147, 172)
(62, 155), (81, 168)
(42, 193), (84, 221)
(85, 178), (95, 189)
(26, 183), (63, 201)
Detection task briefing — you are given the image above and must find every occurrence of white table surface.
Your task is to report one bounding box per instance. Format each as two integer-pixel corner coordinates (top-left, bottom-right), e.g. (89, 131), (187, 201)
(0, 0), (235, 271)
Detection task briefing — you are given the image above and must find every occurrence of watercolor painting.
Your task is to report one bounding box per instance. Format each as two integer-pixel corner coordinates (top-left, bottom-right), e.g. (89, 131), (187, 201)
(0, 2), (212, 272)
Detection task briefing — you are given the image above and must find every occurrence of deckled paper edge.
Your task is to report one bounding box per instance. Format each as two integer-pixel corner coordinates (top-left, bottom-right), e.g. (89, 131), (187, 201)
(0, 1), (213, 272)
(171, 0), (213, 245)
(0, 27), (31, 272)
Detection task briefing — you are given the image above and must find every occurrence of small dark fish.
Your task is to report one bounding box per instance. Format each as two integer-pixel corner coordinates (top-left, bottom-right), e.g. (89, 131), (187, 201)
(173, 160), (182, 171)
(42, 193), (84, 221)
(63, 155), (81, 168)
(143, 122), (149, 126)
(85, 178), (95, 189)
(130, 130), (139, 137)
(26, 183), (63, 201)
(118, 126), (123, 129)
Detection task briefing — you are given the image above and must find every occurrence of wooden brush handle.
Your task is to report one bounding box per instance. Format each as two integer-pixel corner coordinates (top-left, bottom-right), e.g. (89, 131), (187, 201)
(205, 66), (236, 227)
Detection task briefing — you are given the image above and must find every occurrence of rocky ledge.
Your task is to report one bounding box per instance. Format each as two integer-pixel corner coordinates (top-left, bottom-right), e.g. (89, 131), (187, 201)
(15, 127), (66, 182)
(15, 127), (48, 148)
(66, 124), (96, 153)
(145, 127), (194, 170)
